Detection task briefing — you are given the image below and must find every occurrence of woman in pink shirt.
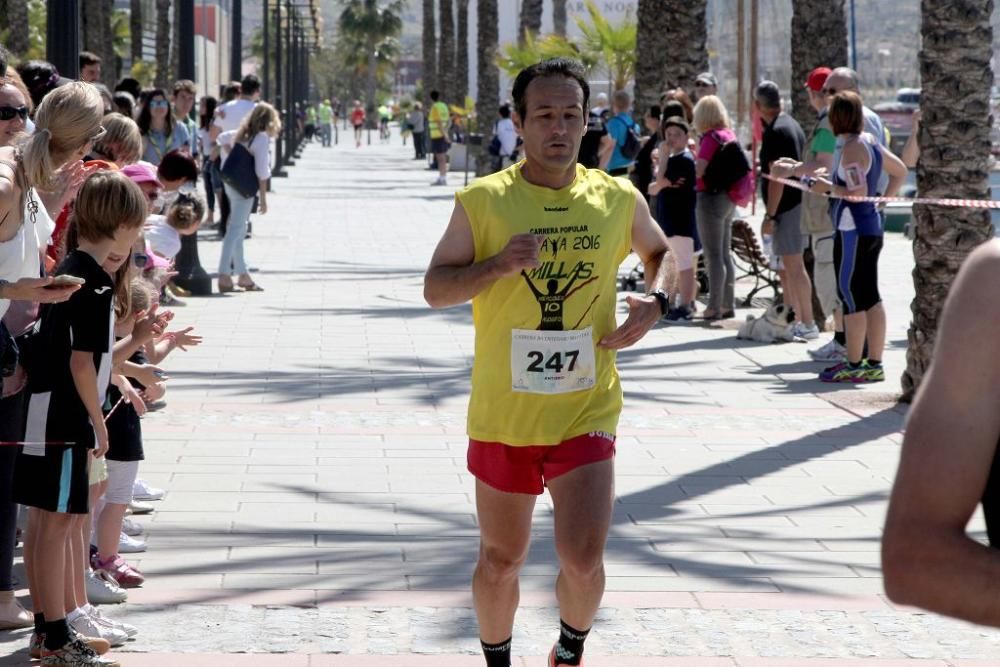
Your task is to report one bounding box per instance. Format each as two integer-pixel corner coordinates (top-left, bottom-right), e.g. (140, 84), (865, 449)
(693, 96), (737, 320)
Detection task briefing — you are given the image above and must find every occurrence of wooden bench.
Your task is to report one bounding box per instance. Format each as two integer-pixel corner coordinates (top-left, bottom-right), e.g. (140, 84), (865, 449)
(731, 219), (781, 306)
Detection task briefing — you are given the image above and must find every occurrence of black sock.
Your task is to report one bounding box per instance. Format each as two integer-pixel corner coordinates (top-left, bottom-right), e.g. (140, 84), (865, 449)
(481, 637), (512, 667)
(554, 620), (590, 665)
(43, 618), (70, 650)
(33, 612), (45, 635)
(867, 358), (882, 366)
(834, 330), (846, 345)
(848, 360), (863, 370)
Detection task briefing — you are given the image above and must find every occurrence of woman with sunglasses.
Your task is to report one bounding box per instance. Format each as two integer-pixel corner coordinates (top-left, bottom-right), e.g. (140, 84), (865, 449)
(0, 83), (104, 640)
(137, 89), (190, 166)
(0, 77), (30, 148)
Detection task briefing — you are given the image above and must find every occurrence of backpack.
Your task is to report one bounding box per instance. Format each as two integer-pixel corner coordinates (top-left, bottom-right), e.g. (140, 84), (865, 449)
(577, 109), (608, 168)
(703, 133), (751, 193)
(610, 115), (642, 161)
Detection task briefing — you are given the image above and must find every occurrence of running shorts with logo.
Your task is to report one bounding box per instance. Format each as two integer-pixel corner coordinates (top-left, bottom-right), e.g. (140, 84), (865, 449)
(456, 163), (635, 491)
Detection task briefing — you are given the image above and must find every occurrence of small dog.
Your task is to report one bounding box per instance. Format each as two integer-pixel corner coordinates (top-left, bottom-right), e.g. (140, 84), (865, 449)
(737, 303), (797, 343)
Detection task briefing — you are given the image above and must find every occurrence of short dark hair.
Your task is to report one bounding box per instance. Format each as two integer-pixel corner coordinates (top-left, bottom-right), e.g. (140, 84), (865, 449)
(222, 81), (241, 102)
(430, 90), (440, 101)
(157, 149), (200, 184)
(240, 74), (260, 96)
(648, 105), (661, 119)
(498, 103), (511, 119)
(115, 77), (143, 99)
(828, 91), (865, 136)
(80, 51), (102, 68)
(112, 91), (135, 118)
(511, 58), (590, 122)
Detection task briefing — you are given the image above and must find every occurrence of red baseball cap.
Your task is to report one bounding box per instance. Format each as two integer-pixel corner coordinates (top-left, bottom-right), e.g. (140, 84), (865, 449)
(805, 67), (832, 92)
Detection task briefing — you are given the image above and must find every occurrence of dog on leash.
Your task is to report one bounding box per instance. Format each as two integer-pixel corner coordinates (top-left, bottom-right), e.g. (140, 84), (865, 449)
(737, 303), (797, 343)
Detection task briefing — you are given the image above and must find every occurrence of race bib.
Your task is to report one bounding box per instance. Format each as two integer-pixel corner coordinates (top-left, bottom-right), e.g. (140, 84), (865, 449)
(511, 327), (596, 394)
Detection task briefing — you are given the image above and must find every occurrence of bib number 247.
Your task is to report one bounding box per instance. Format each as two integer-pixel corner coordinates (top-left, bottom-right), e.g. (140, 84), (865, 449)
(511, 327), (596, 395)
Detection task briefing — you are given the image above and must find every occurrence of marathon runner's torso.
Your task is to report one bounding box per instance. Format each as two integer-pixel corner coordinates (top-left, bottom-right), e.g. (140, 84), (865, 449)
(458, 162), (635, 446)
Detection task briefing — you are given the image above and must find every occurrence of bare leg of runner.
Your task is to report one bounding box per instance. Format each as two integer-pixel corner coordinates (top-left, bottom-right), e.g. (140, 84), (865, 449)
(472, 479), (537, 644)
(548, 459), (615, 631)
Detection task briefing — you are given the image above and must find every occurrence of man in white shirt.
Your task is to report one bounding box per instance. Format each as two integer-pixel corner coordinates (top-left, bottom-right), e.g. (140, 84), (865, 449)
(210, 74), (260, 237)
(493, 104), (518, 170)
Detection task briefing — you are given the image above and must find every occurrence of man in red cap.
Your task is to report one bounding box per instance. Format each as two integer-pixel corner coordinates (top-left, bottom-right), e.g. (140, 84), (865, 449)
(772, 66), (844, 362)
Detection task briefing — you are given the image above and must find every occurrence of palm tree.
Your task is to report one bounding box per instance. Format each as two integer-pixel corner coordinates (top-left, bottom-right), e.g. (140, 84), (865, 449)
(130, 0), (143, 65)
(659, 0), (708, 95)
(338, 0), (404, 125)
(790, 0), (847, 132)
(154, 0), (171, 87)
(475, 0), (499, 175)
(438, 0), (456, 105)
(519, 0), (543, 45)
(422, 0), (436, 107)
(82, 0), (117, 86)
(634, 0), (672, 115)
(901, 0), (995, 400)
(456, 0), (469, 103)
(5, 0), (29, 56)
(553, 0), (568, 37)
(496, 32), (593, 80)
(575, 0), (636, 92)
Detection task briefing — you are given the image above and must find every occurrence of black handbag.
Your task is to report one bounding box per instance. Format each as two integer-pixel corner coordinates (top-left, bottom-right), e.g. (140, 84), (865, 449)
(220, 142), (259, 198)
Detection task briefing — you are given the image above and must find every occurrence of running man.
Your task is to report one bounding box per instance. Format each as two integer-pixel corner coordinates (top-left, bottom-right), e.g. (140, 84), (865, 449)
(424, 58), (670, 667)
(350, 100), (365, 148)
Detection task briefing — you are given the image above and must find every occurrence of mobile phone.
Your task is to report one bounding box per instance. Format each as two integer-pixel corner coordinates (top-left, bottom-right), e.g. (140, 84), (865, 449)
(46, 275), (86, 288)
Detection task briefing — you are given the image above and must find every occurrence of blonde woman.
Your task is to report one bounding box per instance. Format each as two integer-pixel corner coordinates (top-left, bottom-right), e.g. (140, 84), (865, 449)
(692, 95), (737, 320)
(89, 112), (142, 166)
(216, 102), (280, 292)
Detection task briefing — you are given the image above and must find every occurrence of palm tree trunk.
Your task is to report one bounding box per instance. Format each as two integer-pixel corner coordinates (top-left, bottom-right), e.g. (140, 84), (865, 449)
(634, 0), (673, 115)
(366, 38), (378, 127)
(5, 0), (29, 56)
(130, 0), (143, 65)
(154, 0), (171, 88)
(82, 0), (117, 87)
(790, 0), (847, 133)
(553, 0), (568, 37)
(518, 0), (543, 45)
(170, 0), (181, 84)
(662, 0), (708, 95)
(475, 0), (499, 176)
(422, 0), (437, 107)
(438, 0), (456, 105)
(901, 0), (995, 400)
(456, 0), (469, 103)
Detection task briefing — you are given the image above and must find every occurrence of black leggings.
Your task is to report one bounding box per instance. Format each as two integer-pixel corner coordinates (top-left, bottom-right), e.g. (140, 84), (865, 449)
(0, 389), (26, 591)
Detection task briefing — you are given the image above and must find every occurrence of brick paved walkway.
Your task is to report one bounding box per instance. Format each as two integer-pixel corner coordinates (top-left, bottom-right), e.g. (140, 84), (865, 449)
(2, 133), (997, 666)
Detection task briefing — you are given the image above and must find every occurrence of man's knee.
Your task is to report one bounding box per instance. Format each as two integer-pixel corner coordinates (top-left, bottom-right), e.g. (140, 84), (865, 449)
(477, 543), (529, 582)
(557, 538), (606, 580)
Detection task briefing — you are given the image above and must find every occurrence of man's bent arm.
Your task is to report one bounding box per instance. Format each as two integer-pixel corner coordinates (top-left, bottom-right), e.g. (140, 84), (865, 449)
(424, 201), (501, 308)
(882, 241), (1000, 626)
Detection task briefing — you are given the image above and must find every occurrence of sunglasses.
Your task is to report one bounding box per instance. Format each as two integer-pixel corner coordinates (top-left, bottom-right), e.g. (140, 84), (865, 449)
(132, 252), (150, 269)
(150, 100), (169, 109)
(695, 81), (712, 87)
(823, 88), (841, 96)
(0, 106), (27, 121)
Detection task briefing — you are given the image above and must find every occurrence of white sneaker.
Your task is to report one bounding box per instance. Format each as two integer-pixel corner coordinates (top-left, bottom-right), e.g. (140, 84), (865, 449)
(792, 322), (820, 340)
(121, 517), (143, 537)
(68, 608), (129, 647)
(127, 500), (154, 515)
(85, 569), (127, 605)
(430, 176), (447, 186)
(85, 605), (137, 639)
(118, 532), (146, 554)
(132, 479), (164, 501)
(808, 337), (848, 362)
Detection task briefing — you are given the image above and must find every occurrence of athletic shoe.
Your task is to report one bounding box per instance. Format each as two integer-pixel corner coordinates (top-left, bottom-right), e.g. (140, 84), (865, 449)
(97, 555), (145, 588)
(85, 605), (137, 639)
(860, 360), (886, 383)
(548, 644), (584, 667)
(69, 610), (128, 647)
(41, 637), (118, 666)
(663, 305), (694, 323)
(127, 500), (154, 515)
(0, 589), (32, 629)
(121, 517), (144, 537)
(132, 479), (165, 501)
(159, 290), (185, 307)
(65, 628), (111, 655)
(118, 532), (146, 554)
(30, 632), (44, 659)
(86, 569), (128, 604)
(792, 322), (820, 340)
(808, 338), (847, 362)
(819, 361), (879, 383)
(430, 176), (447, 186)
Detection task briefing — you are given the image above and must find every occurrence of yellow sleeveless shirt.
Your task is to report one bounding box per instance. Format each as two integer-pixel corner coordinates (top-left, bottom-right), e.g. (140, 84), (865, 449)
(457, 162), (635, 446)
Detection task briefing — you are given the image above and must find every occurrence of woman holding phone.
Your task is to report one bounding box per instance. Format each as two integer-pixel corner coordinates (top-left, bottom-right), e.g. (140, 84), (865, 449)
(805, 91), (907, 384)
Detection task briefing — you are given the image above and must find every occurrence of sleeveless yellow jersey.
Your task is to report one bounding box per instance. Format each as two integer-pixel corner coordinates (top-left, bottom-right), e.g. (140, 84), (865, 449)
(457, 162), (635, 446)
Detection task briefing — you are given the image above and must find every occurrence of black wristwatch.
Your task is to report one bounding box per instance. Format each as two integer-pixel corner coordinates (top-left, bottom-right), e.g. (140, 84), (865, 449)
(648, 289), (670, 316)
